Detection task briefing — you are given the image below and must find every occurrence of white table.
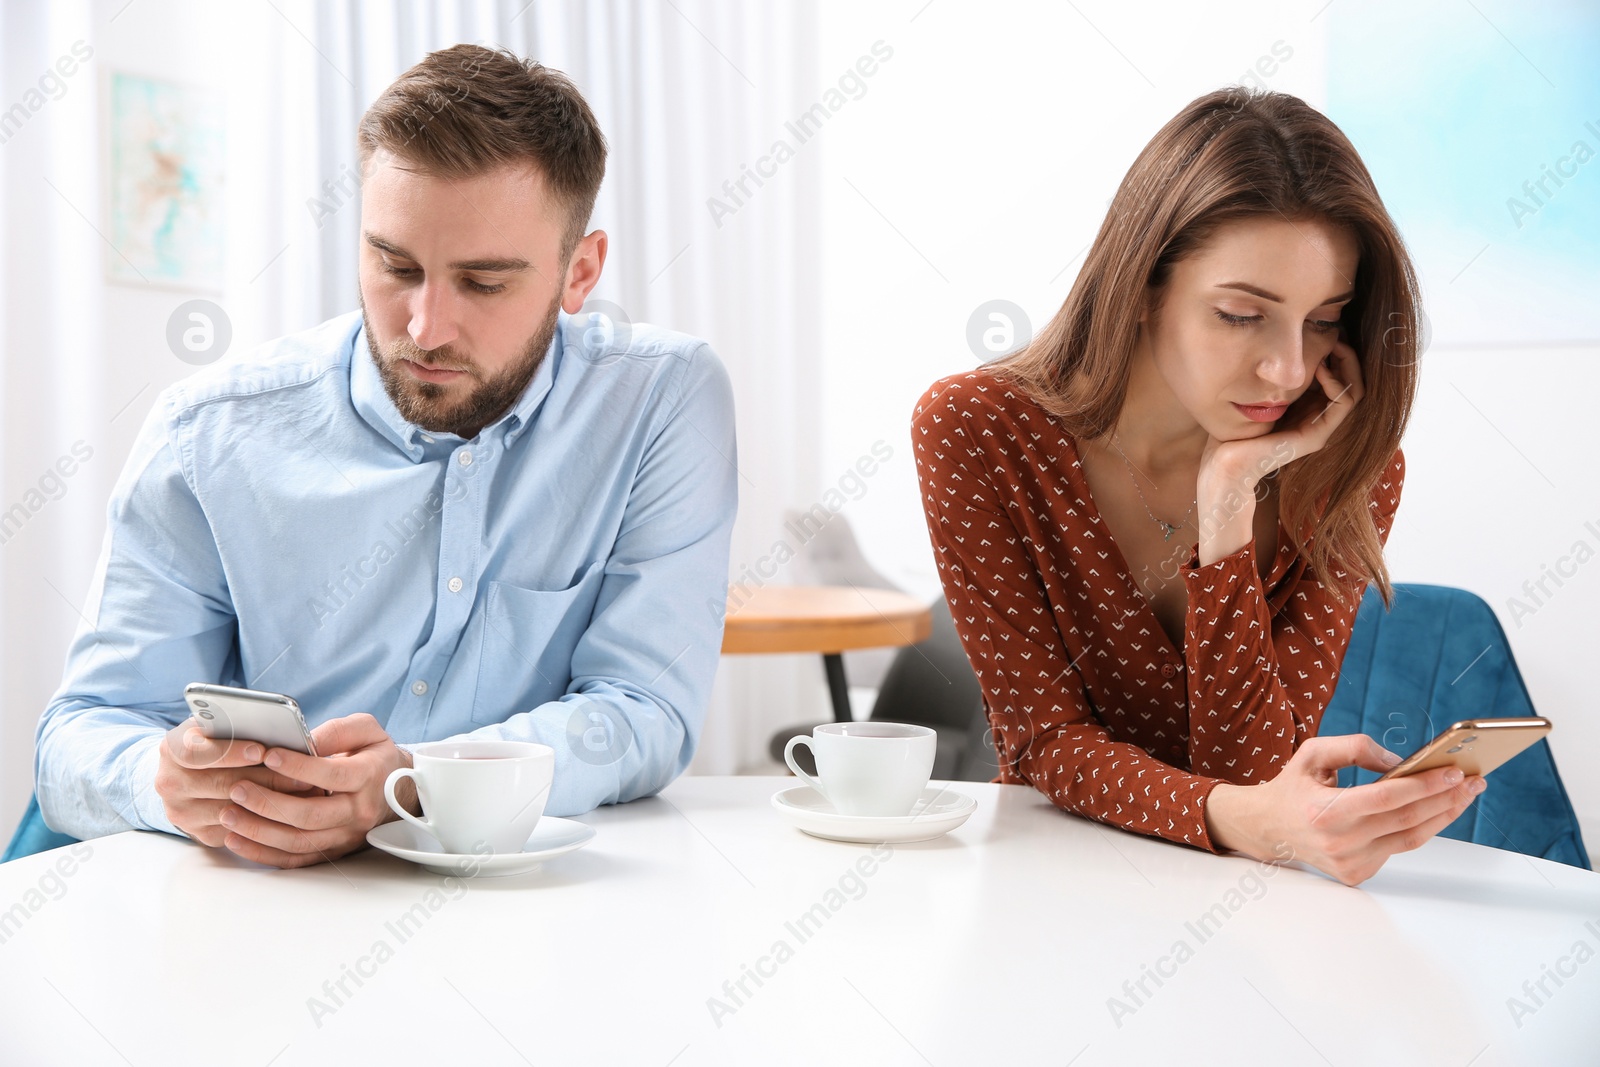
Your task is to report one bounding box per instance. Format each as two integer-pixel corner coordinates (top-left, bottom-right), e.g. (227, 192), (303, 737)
(1, 776), (1595, 1066)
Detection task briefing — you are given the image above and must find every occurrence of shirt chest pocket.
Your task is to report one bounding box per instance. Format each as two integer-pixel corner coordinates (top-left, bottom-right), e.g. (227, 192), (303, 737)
(470, 561), (606, 725)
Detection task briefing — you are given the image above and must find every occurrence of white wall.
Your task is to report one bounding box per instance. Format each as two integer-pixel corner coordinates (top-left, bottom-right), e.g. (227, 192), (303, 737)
(813, 2), (1598, 842)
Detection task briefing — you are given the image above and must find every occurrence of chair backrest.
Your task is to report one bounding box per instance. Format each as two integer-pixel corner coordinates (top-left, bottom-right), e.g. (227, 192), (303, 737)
(785, 509), (903, 689)
(782, 508), (901, 592)
(1323, 583), (1589, 869)
(2, 794), (79, 864)
(954, 697), (1001, 783)
(868, 597), (983, 730)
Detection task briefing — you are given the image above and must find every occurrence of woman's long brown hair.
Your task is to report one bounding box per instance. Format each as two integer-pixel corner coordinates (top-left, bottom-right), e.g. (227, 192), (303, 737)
(998, 87), (1420, 607)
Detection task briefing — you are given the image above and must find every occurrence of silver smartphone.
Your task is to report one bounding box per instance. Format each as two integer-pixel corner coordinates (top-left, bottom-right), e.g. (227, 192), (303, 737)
(183, 683), (319, 756)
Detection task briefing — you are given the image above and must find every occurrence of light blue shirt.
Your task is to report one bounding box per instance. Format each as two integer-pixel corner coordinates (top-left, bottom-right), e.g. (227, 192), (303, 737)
(36, 309), (738, 840)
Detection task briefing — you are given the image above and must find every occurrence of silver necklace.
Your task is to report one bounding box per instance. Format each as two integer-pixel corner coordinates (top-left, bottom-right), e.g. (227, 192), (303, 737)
(1111, 436), (1195, 542)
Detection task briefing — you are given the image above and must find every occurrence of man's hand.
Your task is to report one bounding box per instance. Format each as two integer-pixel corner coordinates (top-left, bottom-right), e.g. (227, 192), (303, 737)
(211, 713), (415, 869)
(155, 721), (324, 848)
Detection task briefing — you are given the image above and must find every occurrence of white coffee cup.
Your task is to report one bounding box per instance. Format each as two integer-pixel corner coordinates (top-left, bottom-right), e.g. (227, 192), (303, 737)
(784, 722), (936, 817)
(383, 740), (554, 855)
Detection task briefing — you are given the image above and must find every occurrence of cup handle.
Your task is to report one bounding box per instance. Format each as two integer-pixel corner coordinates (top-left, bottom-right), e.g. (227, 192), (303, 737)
(384, 767), (434, 838)
(783, 735), (830, 803)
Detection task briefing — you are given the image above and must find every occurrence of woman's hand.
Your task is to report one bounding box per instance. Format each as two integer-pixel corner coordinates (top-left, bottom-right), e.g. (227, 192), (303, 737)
(1202, 338), (1365, 488)
(1204, 734), (1485, 886)
(1195, 339), (1365, 563)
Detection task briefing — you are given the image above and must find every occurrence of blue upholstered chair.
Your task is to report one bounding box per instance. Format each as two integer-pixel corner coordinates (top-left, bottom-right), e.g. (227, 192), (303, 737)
(2, 793), (78, 863)
(1321, 583), (1589, 869)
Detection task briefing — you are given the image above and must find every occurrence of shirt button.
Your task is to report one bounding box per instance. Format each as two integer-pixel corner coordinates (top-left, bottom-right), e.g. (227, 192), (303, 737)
(447, 576), (463, 593)
(1161, 663), (1179, 678)
(420, 434), (435, 444)
(458, 451), (473, 467)
(411, 680), (429, 696)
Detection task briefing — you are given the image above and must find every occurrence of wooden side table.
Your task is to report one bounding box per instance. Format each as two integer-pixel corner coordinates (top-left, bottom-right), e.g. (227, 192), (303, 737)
(721, 584), (933, 721)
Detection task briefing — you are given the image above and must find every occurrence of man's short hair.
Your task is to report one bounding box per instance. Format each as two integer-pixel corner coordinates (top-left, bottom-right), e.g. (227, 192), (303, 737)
(357, 43), (608, 259)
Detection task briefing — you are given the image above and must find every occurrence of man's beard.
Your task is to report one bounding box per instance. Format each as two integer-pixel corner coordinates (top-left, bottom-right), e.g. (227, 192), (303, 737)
(361, 291), (563, 439)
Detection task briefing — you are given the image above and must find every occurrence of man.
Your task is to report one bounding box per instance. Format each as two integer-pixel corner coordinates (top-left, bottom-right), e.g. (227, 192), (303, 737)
(33, 44), (737, 868)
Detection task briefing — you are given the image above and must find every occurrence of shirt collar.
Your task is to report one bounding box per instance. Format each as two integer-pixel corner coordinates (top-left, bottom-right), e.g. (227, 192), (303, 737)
(350, 312), (566, 461)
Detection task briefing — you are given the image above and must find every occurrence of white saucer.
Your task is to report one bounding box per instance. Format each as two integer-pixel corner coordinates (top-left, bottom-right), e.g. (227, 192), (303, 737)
(366, 817), (596, 877)
(771, 785), (976, 843)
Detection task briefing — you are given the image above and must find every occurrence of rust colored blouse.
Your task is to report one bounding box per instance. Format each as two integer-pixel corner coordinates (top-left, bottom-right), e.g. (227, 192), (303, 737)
(912, 368), (1404, 852)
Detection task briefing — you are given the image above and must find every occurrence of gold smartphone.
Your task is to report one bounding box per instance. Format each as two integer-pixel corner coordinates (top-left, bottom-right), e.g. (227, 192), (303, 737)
(1378, 717), (1551, 781)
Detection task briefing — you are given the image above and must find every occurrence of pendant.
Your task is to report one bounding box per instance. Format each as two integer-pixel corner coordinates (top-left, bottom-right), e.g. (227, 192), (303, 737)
(1160, 522), (1177, 541)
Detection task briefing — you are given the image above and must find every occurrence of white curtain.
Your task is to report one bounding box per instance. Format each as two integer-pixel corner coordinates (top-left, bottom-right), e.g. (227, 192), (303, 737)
(0, 0), (112, 835)
(0, 0), (825, 832)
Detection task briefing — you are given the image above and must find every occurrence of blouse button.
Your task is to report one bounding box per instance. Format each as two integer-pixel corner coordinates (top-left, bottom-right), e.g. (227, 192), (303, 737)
(1161, 663), (1179, 679)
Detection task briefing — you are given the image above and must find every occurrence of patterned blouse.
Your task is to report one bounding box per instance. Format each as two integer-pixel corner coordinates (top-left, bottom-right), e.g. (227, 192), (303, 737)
(912, 367), (1404, 851)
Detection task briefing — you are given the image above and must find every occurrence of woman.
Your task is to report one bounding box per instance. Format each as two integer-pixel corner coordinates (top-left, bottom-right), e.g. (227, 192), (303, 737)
(913, 88), (1481, 886)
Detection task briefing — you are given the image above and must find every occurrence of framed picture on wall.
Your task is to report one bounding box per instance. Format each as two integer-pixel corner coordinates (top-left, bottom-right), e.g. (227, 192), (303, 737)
(104, 70), (225, 292)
